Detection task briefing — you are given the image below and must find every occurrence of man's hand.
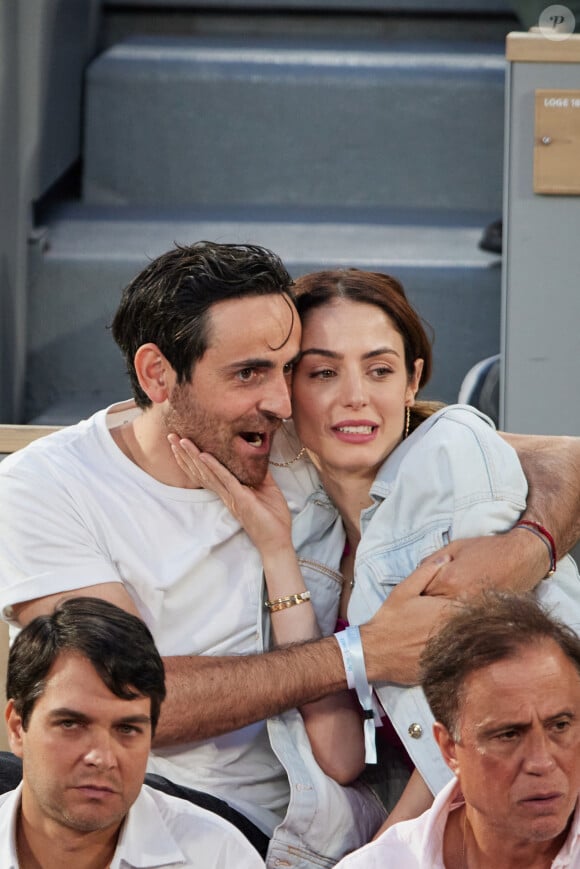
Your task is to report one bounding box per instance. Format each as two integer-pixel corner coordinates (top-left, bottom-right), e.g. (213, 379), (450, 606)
(360, 557), (457, 686)
(421, 528), (551, 602)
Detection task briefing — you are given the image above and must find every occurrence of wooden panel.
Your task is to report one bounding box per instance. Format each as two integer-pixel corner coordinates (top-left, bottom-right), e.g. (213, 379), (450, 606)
(507, 32), (580, 63)
(0, 425), (61, 454)
(534, 89), (580, 193)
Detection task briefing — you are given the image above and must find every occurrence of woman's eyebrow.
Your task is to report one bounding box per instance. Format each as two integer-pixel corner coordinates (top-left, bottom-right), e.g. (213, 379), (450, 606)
(300, 347), (340, 359)
(300, 346), (401, 360)
(362, 347), (401, 360)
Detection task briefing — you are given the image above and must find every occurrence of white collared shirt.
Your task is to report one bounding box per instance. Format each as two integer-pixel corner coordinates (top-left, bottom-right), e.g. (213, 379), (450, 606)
(0, 783), (265, 868)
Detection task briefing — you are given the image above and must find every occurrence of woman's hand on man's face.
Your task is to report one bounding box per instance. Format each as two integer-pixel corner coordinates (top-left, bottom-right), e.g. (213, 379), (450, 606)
(168, 433), (293, 556)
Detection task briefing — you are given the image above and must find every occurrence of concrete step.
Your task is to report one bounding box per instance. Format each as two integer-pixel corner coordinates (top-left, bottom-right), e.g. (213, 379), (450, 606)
(83, 36), (505, 212)
(103, 0), (510, 11)
(102, 6), (518, 48)
(103, 13), (516, 50)
(25, 204), (500, 424)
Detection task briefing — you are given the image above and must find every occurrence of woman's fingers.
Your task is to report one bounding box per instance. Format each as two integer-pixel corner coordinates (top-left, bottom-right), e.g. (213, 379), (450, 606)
(167, 434), (216, 490)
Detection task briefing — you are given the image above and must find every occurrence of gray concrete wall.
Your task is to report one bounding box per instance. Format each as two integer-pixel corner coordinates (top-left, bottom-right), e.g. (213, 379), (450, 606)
(0, 1), (27, 425)
(502, 46), (580, 435)
(0, 0), (101, 423)
(103, 0), (510, 10)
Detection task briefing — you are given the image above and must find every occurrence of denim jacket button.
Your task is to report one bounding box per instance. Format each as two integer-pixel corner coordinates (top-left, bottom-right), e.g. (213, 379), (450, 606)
(408, 722), (423, 739)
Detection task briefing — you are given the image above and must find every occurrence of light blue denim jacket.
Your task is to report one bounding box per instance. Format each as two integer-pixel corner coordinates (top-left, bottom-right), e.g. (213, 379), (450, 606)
(296, 405), (580, 798)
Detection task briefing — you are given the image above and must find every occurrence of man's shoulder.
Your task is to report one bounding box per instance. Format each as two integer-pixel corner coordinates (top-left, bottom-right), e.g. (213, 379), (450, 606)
(0, 786), (20, 838)
(139, 784), (247, 831)
(0, 402), (139, 489)
(124, 786), (264, 866)
(0, 786), (19, 811)
(0, 409), (104, 476)
(0, 788), (18, 868)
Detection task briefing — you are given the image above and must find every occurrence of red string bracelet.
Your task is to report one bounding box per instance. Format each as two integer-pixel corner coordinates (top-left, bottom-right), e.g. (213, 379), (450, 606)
(514, 520), (557, 577)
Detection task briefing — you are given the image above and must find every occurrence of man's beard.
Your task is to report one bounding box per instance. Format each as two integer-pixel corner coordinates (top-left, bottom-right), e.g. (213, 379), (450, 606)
(164, 383), (275, 487)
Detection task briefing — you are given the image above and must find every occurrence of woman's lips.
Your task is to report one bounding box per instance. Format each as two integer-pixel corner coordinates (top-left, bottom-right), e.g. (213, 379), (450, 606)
(332, 420), (378, 444)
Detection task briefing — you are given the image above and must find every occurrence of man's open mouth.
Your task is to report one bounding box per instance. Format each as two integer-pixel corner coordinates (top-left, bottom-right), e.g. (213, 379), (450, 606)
(239, 431), (267, 447)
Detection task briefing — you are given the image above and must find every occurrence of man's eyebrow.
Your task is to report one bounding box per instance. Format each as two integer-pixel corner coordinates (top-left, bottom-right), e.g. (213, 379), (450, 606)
(300, 347), (401, 361)
(478, 709), (577, 737)
(300, 348), (339, 360)
(223, 352), (301, 372)
(113, 714), (152, 726)
(48, 707), (90, 721)
(478, 720), (526, 737)
(224, 358), (275, 371)
(475, 714), (530, 736)
(545, 710), (577, 724)
(47, 708), (152, 726)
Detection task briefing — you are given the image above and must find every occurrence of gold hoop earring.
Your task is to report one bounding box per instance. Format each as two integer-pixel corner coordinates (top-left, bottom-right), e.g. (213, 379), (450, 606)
(404, 406), (411, 440)
(270, 447), (306, 468)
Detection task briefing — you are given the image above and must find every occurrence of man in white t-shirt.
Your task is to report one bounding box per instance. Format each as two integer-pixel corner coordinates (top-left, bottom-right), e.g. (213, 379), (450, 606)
(1, 596), (264, 869)
(1, 241), (579, 867)
(336, 593), (580, 868)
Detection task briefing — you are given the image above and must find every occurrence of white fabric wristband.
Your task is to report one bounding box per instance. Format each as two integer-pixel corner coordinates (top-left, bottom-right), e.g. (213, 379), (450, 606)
(335, 626), (377, 764)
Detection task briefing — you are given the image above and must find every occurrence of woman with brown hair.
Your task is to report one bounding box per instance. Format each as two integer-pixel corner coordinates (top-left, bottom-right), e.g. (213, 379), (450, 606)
(170, 268), (580, 825)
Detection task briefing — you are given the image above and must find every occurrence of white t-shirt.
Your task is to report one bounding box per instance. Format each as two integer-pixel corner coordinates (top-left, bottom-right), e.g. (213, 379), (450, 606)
(0, 783), (265, 868)
(0, 401), (319, 835)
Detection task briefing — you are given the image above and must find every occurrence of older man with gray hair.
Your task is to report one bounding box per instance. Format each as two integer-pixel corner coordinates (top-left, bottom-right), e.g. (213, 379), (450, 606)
(336, 593), (580, 868)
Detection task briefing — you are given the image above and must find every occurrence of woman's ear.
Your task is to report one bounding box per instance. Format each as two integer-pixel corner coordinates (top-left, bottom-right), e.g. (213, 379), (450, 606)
(134, 343), (176, 404)
(406, 358), (424, 405)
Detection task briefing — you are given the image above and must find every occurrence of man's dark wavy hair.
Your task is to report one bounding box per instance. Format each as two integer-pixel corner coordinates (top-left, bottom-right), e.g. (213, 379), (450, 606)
(111, 240), (294, 408)
(7, 597), (166, 733)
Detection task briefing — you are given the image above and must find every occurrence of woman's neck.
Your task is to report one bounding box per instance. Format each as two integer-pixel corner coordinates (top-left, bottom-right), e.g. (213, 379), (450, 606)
(318, 468), (378, 621)
(319, 468), (373, 543)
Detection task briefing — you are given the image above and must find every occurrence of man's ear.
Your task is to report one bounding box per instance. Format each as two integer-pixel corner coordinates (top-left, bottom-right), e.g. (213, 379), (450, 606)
(433, 721), (460, 776)
(5, 700), (25, 759)
(134, 343), (176, 404)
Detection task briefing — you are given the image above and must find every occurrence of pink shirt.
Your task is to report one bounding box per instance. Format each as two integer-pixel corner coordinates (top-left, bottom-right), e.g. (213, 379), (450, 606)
(334, 778), (580, 868)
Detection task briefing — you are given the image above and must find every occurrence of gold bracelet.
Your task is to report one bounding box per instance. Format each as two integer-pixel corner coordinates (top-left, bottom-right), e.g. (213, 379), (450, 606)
(265, 591), (311, 613)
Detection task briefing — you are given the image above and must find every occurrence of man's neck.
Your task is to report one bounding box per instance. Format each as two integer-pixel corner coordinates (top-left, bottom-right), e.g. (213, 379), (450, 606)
(16, 810), (119, 869)
(444, 804), (572, 869)
(109, 407), (196, 488)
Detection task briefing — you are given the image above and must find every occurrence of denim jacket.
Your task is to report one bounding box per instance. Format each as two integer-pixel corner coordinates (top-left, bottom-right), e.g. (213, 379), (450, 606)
(263, 476), (385, 868)
(298, 405), (580, 797)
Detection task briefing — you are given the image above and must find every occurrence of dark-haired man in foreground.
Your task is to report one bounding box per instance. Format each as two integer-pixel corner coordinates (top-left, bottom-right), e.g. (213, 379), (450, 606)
(0, 597), (264, 868)
(337, 593), (580, 868)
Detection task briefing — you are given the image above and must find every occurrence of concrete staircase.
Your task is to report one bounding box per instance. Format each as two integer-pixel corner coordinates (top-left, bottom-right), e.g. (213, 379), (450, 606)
(20, 0), (517, 424)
